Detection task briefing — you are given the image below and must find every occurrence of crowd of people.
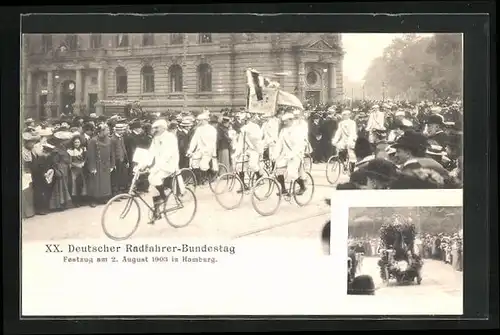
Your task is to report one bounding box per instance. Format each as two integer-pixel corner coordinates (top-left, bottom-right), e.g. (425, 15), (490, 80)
(21, 97), (463, 219)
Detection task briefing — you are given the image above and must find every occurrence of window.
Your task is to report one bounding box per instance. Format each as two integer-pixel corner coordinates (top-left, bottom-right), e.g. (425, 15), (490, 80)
(66, 34), (78, 50)
(90, 34), (102, 49)
(306, 71), (319, 85)
(91, 76), (98, 85)
(171, 33), (184, 45)
(199, 33), (212, 44)
(116, 34), (129, 47)
(115, 67), (128, 94)
(197, 63), (212, 92)
(141, 65), (155, 93)
(41, 34), (52, 53)
(142, 34), (154, 46)
(169, 65), (183, 92)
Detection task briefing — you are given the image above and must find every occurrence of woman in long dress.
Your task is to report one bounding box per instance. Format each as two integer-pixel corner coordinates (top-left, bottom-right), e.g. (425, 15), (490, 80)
(21, 132), (38, 219)
(48, 130), (73, 211)
(67, 135), (87, 206)
(86, 124), (115, 207)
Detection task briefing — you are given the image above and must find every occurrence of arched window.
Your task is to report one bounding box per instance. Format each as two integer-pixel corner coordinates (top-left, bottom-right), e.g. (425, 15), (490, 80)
(199, 33), (212, 44)
(171, 33), (184, 45)
(115, 67), (128, 94)
(66, 34), (78, 50)
(141, 65), (155, 93)
(116, 34), (129, 47)
(169, 65), (183, 93)
(90, 34), (102, 49)
(197, 63), (212, 92)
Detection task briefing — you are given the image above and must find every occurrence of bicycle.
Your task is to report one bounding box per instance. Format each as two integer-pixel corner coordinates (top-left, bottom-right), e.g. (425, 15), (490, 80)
(251, 161), (315, 216)
(213, 158), (269, 210)
(326, 148), (350, 185)
(101, 169), (197, 241)
(184, 156), (228, 193)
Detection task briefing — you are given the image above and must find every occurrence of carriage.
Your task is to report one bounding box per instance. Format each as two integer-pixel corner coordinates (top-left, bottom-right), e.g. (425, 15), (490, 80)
(377, 214), (423, 285)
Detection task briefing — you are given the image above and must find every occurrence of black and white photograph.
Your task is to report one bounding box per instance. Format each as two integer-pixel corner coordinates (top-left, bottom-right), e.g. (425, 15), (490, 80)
(20, 30), (464, 315)
(347, 206), (463, 296)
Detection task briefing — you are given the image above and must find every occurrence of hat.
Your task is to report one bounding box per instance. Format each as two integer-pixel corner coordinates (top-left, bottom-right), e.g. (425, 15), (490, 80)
(89, 113), (98, 119)
(168, 121), (178, 130)
(176, 114), (183, 121)
(359, 158), (398, 182)
(58, 122), (70, 131)
(209, 115), (219, 123)
(392, 130), (429, 152)
(180, 118), (193, 127)
(395, 110), (405, 117)
(426, 114), (445, 125)
(292, 109), (301, 116)
(152, 119), (168, 129)
(82, 123), (95, 132)
(129, 120), (142, 130)
(400, 118), (413, 128)
(25, 118), (35, 124)
(38, 128), (53, 137)
(281, 113), (294, 121)
(53, 130), (73, 140)
(341, 110), (352, 116)
(371, 105), (380, 110)
(222, 115), (231, 122)
(197, 113), (209, 121)
(426, 143), (445, 157)
(430, 106), (442, 113)
(114, 123), (128, 131)
(22, 132), (40, 142)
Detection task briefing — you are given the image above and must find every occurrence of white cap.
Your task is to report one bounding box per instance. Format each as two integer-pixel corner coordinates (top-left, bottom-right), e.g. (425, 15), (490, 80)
(341, 110), (352, 116)
(430, 106), (442, 113)
(401, 119), (413, 127)
(197, 113), (209, 121)
(371, 105), (380, 110)
(281, 113), (294, 121)
(395, 110), (405, 117)
(292, 109), (301, 116)
(152, 119), (168, 129)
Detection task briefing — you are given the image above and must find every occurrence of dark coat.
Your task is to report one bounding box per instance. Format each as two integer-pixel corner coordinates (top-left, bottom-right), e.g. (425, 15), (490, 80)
(86, 136), (115, 198)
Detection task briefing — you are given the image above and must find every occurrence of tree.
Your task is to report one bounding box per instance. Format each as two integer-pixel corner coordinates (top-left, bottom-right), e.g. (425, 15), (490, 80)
(363, 34), (463, 101)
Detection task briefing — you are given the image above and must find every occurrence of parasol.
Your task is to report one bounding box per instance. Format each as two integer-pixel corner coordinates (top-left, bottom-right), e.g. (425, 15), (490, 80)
(277, 90), (304, 110)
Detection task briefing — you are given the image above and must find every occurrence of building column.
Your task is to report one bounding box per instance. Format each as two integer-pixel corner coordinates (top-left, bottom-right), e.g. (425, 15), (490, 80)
(26, 70), (33, 106)
(328, 63), (336, 103)
(46, 70), (55, 118)
(297, 60), (305, 102)
(95, 66), (105, 115)
(74, 68), (83, 115)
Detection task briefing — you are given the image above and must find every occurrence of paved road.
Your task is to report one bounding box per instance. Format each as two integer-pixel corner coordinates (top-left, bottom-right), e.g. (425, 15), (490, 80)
(356, 256), (463, 298)
(22, 163), (346, 243)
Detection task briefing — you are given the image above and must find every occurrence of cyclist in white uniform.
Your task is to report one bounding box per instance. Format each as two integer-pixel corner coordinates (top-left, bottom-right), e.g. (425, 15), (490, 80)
(186, 112), (218, 183)
(137, 119), (179, 223)
(332, 110), (358, 173)
(274, 112), (307, 196)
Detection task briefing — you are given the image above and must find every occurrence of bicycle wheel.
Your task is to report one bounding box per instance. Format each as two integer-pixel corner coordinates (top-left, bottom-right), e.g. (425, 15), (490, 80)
(101, 193), (141, 241)
(326, 156), (342, 185)
(251, 177), (282, 216)
(163, 187), (197, 228)
(303, 155), (313, 173)
(293, 172), (315, 206)
(178, 168), (197, 192)
(208, 163), (228, 193)
(214, 173), (244, 210)
(249, 169), (269, 188)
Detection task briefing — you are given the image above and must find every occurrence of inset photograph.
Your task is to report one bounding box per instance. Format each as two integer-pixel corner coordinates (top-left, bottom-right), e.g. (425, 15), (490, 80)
(346, 206), (463, 297)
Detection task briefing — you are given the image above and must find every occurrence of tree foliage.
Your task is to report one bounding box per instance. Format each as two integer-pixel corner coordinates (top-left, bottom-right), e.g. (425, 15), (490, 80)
(363, 34), (463, 100)
(348, 206), (462, 237)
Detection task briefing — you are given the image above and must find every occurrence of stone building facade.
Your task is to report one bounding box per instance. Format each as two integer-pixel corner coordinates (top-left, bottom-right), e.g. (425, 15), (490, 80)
(22, 33), (344, 119)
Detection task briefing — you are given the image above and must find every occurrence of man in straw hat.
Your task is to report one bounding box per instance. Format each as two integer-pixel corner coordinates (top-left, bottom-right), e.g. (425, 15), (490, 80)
(137, 119), (179, 223)
(110, 123), (131, 196)
(273, 112), (308, 196)
(332, 109), (358, 173)
(365, 104), (386, 144)
(186, 111), (217, 184)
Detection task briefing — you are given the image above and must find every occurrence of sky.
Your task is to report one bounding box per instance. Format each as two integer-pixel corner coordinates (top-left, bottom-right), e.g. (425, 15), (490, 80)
(341, 33), (435, 82)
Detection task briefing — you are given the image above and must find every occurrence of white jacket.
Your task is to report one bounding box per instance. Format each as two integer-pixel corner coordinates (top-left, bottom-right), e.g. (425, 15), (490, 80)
(366, 110), (386, 131)
(147, 131), (179, 185)
(332, 119), (358, 150)
(188, 123), (217, 158)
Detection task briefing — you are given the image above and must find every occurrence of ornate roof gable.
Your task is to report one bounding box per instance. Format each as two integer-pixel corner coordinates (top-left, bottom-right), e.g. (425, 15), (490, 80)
(306, 39), (335, 51)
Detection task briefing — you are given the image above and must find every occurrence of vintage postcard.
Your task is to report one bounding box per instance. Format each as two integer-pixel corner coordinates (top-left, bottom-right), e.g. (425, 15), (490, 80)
(20, 29), (463, 316)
